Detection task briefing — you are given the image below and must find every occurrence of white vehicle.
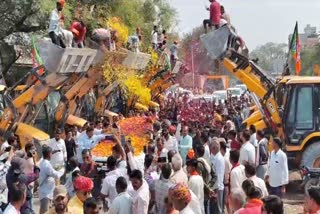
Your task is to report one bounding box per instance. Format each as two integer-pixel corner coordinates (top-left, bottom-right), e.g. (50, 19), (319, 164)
(192, 94), (219, 104)
(235, 84), (247, 94)
(165, 86), (193, 99)
(213, 90), (227, 104)
(227, 87), (242, 99)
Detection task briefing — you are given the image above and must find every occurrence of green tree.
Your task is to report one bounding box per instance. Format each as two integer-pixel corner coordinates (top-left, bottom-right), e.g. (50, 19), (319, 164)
(156, 0), (178, 31)
(39, 0), (177, 49)
(297, 45), (320, 76)
(250, 42), (287, 74)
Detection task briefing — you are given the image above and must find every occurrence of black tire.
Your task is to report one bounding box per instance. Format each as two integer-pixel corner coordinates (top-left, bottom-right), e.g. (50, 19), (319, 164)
(302, 142), (320, 168)
(304, 178), (320, 194)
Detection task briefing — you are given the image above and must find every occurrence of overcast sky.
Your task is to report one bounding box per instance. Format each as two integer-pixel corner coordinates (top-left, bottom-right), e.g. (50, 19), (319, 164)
(170, 0), (320, 50)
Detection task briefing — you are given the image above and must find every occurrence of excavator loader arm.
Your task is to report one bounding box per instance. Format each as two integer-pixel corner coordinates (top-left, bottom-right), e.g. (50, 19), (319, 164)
(0, 42), (98, 136)
(94, 82), (120, 117)
(0, 71), (69, 136)
(201, 25), (284, 138)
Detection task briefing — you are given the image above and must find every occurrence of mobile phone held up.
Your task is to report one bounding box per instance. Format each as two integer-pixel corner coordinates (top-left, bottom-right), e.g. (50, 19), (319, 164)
(4, 146), (11, 152)
(121, 135), (126, 147)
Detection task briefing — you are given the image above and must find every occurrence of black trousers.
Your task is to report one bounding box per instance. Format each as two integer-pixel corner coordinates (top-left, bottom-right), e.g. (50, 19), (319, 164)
(203, 19), (212, 33)
(49, 31), (66, 48)
(203, 19), (220, 33)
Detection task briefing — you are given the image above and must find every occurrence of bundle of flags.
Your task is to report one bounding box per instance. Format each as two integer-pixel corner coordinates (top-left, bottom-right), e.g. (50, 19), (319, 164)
(31, 37), (44, 76)
(289, 22), (301, 75)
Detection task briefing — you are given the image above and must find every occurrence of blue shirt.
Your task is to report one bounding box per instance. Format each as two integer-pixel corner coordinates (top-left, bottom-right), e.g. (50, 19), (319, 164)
(179, 135), (193, 165)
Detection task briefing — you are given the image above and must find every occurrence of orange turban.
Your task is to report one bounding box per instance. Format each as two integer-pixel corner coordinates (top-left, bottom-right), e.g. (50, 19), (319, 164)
(169, 183), (191, 203)
(57, 0), (65, 7)
(187, 149), (195, 159)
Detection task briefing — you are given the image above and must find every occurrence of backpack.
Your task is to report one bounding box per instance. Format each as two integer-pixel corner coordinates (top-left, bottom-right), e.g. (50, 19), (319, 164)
(259, 140), (269, 165)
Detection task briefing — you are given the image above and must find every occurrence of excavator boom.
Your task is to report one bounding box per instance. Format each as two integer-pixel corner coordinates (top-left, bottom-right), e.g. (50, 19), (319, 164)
(201, 25), (284, 138)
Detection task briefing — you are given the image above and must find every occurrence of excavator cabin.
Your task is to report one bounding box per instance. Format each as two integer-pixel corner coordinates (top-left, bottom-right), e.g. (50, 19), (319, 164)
(281, 77), (320, 169)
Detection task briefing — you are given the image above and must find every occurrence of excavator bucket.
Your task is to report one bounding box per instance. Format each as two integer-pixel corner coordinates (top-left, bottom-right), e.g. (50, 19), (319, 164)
(38, 40), (97, 73)
(66, 114), (87, 127)
(200, 25), (231, 60)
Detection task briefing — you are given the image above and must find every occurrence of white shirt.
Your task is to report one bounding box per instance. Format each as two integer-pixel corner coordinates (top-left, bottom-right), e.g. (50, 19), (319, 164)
(170, 44), (178, 59)
(163, 136), (178, 153)
(203, 144), (211, 164)
(48, 9), (61, 34)
(155, 147), (168, 159)
(239, 141), (256, 165)
(0, 161), (10, 204)
(128, 180), (150, 214)
(223, 149), (232, 184)
(65, 167), (80, 197)
(76, 133), (106, 163)
(250, 133), (258, 147)
(117, 159), (127, 175)
(230, 165), (246, 192)
(154, 179), (174, 214)
(108, 192), (133, 214)
(152, 31), (158, 44)
(3, 203), (19, 214)
(0, 141), (9, 151)
(249, 175), (269, 197)
(267, 149), (289, 187)
(39, 159), (63, 200)
(170, 168), (188, 185)
(180, 205), (197, 214)
(101, 169), (123, 204)
(127, 152), (145, 176)
(188, 175), (204, 214)
(221, 12), (231, 25)
(94, 128), (103, 135)
(49, 138), (67, 169)
(159, 34), (165, 43)
(210, 152), (225, 190)
(186, 191), (203, 214)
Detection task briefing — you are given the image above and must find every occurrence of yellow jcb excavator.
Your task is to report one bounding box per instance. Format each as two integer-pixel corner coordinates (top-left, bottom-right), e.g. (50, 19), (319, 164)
(0, 43), (97, 147)
(201, 25), (320, 171)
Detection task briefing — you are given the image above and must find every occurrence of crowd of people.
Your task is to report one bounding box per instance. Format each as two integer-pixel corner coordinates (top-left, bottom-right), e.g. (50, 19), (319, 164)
(0, 86), (320, 214)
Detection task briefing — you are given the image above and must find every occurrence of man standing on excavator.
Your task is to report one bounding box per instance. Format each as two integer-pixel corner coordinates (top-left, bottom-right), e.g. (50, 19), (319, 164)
(210, 0), (221, 29)
(70, 21), (87, 48)
(48, 0), (66, 48)
(203, 0), (221, 33)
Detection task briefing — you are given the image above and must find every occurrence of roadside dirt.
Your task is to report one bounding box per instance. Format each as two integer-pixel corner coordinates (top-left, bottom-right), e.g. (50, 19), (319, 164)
(283, 171), (304, 214)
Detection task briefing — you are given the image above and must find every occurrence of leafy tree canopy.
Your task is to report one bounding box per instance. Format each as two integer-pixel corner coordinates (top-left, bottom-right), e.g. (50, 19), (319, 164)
(250, 42), (287, 74)
(40, 0), (177, 48)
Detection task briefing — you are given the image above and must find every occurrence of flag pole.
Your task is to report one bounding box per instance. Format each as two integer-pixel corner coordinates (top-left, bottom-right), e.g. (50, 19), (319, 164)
(191, 44), (195, 91)
(283, 21), (298, 76)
